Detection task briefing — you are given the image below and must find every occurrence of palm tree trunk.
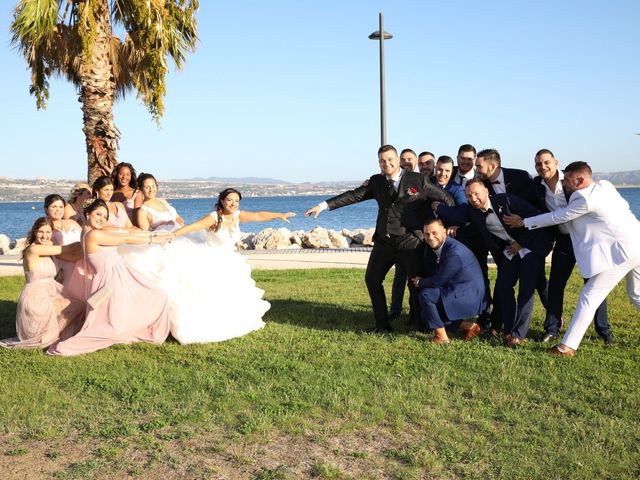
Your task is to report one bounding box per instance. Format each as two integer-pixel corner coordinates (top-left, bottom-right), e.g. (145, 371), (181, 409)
(80, 0), (119, 185)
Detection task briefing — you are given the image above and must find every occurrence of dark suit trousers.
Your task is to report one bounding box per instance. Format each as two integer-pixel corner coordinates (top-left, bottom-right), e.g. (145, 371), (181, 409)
(545, 234), (610, 337)
(390, 263), (407, 317)
(496, 250), (545, 339)
(490, 254), (549, 332)
(365, 237), (425, 329)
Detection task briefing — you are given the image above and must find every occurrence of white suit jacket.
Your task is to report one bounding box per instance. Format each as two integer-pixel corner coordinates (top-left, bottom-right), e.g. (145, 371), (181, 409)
(523, 180), (640, 278)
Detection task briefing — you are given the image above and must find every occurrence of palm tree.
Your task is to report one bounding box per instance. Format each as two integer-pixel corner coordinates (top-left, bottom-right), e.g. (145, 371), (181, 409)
(11, 0), (198, 183)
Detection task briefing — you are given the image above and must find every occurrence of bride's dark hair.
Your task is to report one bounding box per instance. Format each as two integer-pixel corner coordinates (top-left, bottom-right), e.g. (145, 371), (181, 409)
(212, 188), (242, 232)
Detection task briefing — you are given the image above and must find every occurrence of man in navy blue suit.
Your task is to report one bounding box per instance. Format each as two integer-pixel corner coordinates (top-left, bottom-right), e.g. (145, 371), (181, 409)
(465, 179), (553, 346)
(432, 156), (467, 205)
(411, 218), (486, 344)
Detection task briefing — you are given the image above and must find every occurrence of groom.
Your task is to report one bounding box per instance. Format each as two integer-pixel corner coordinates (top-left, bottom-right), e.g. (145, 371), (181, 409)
(305, 145), (455, 332)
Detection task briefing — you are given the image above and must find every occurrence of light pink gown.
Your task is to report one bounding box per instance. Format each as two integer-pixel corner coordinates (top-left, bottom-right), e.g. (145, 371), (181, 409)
(123, 193), (139, 224)
(47, 246), (171, 356)
(52, 227), (86, 302)
(107, 203), (130, 228)
(0, 257), (84, 349)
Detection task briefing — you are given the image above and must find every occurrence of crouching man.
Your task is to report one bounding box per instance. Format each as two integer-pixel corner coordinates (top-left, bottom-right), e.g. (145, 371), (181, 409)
(411, 218), (486, 343)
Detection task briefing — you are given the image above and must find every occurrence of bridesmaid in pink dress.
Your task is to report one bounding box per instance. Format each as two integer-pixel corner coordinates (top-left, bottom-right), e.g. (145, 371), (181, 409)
(0, 218), (84, 349)
(63, 183), (93, 225)
(44, 194), (86, 302)
(92, 176), (138, 230)
(111, 163), (143, 226)
(48, 200), (173, 356)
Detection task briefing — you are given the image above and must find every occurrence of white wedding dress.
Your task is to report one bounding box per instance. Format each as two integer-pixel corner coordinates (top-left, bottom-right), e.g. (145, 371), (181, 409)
(121, 202), (269, 344)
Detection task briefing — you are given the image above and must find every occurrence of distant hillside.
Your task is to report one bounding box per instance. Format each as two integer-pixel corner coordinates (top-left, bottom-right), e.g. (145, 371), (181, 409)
(177, 176), (290, 184)
(593, 170), (640, 186)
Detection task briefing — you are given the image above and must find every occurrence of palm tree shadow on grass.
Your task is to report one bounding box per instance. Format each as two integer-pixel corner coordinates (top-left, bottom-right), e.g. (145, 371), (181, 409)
(0, 299), (18, 338)
(265, 299), (417, 334)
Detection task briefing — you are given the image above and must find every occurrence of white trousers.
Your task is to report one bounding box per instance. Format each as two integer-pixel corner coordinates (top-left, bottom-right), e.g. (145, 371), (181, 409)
(562, 255), (640, 350)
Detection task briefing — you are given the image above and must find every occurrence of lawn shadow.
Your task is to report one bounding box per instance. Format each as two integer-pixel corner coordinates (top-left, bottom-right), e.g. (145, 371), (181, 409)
(266, 299), (417, 334)
(0, 299), (17, 338)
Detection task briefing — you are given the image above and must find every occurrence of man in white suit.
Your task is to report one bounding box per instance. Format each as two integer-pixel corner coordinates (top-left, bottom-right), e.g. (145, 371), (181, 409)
(503, 161), (640, 356)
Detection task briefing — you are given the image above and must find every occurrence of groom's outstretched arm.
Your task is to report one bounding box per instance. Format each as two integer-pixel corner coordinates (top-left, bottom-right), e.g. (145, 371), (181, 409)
(305, 181), (372, 218)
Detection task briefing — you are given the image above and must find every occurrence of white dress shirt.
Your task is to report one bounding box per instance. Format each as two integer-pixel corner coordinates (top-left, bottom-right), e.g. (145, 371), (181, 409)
(482, 198), (531, 259)
(541, 171), (570, 234)
(455, 168), (475, 188)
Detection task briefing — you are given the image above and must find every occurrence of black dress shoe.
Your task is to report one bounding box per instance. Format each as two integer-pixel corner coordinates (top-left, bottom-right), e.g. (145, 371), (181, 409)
(541, 332), (558, 343)
(368, 326), (393, 334)
(603, 334), (614, 346)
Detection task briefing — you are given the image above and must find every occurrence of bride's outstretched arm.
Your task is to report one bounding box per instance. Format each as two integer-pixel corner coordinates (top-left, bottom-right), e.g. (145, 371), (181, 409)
(174, 215), (215, 237)
(239, 211), (296, 223)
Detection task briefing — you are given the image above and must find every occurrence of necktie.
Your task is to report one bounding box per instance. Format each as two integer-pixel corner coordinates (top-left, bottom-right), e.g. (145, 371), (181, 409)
(387, 178), (396, 193)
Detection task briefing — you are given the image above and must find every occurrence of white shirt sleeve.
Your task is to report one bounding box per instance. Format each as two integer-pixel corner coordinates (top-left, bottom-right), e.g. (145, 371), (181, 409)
(523, 194), (590, 229)
(318, 201), (329, 211)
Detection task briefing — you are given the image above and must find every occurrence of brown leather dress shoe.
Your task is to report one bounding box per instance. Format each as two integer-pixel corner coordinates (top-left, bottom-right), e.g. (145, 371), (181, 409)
(431, 328), (450, 344)
(505, 335), (525, 348)
(431, 335), (450, 345)
(462, 322), (482, 341)
(547, 344), (576, 357)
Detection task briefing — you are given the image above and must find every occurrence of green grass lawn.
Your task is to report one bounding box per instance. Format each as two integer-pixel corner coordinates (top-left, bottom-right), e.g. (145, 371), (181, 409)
(1, 269), (639, 479)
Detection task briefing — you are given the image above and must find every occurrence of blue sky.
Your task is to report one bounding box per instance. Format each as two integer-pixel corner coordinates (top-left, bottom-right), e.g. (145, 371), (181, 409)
(1, 0), (638, 182)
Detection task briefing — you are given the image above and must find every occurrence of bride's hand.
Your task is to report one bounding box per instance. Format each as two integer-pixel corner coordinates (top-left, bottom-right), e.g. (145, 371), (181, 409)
(280, 212), (296, 223)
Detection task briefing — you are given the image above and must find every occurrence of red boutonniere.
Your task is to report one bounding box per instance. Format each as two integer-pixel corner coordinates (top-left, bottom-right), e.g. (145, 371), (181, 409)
(407, 187), (418, 197)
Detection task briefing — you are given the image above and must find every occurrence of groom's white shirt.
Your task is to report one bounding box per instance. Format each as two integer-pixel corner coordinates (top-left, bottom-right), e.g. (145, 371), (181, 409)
(523, 180), (640, 278)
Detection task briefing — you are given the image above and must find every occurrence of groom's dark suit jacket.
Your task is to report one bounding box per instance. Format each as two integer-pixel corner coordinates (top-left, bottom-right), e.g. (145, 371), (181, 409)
(327, 172), (455, 249)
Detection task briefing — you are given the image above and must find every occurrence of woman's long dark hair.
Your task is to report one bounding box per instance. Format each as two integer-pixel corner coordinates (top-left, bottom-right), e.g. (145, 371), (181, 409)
(92, 176), (114, 198)
(212, 188), (242, 232)
(136, 173), (157, 196)
(83, 199), (110, 221)
(44, 194), (66, 212)
(22, 217), (52, 259)
(112, 162), (138, 189)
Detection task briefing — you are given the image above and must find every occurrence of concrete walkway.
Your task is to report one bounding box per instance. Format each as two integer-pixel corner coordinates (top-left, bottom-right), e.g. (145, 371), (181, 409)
(0, 249), (373, 277)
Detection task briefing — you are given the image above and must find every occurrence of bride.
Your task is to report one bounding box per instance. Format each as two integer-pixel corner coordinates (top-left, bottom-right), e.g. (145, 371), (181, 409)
(125, 177), (294, 344)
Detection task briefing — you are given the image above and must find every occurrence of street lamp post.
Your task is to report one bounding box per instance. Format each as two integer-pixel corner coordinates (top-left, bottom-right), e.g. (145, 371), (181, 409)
(369, 12), (393, 146)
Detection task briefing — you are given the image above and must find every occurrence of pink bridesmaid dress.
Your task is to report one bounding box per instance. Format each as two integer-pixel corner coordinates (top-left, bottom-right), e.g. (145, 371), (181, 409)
(107, 203), (131, 228)
(52, 227), (86, 302)
(0, 257), (84, 349)
(47, 246), (171, 356)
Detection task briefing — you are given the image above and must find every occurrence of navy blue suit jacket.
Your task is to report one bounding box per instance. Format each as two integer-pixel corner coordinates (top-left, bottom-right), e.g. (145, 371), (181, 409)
(469, 194), (554, 258)
(444, 182), (467, 206)
(418, 237), (486, 320)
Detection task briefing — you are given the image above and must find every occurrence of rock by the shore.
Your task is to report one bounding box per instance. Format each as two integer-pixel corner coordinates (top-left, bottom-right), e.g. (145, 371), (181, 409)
(328, 229), (350, 249)
(302, 227), (333, 249)
(0, 234), (10, 254)
(252, 227), (293, 250)
(343, 228), (375, 246)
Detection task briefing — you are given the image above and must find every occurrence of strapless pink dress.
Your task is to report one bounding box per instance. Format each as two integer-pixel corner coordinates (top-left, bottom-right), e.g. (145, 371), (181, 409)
(0, 257), (84, 349)
(47, 246), (171, 356)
